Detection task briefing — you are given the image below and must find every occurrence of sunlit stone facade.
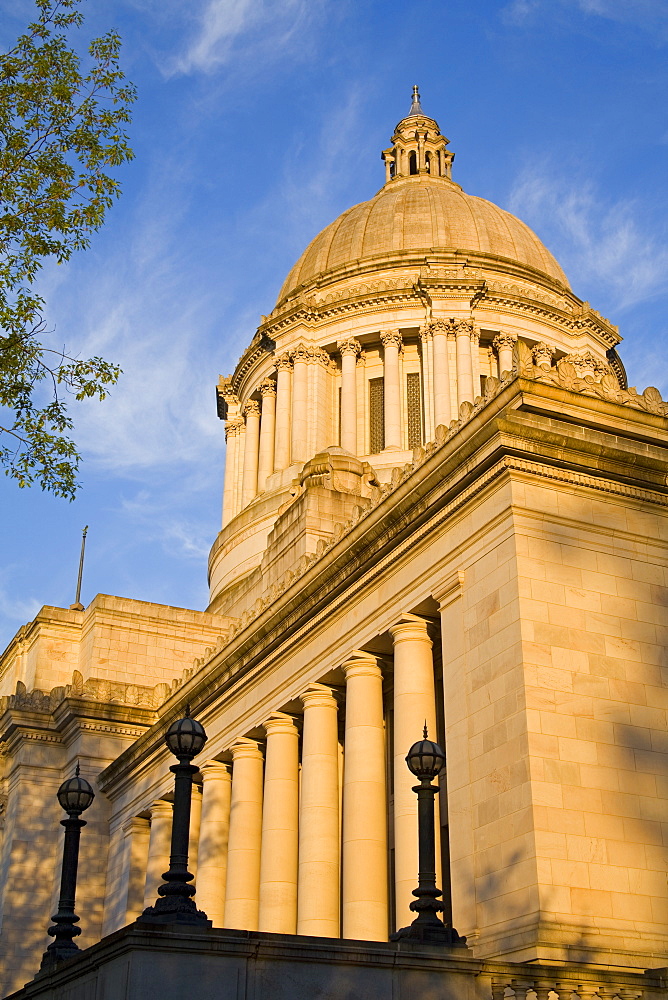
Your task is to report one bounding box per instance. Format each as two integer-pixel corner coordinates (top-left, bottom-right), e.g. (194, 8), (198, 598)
(0, 92), (666, 997)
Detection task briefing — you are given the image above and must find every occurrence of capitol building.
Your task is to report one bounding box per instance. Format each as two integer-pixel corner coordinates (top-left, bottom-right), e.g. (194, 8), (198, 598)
(0, 92), (666, 999)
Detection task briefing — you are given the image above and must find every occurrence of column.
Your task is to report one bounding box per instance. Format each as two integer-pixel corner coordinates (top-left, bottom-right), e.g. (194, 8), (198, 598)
(258, 713), (299, 933)
(186, 783), (202, 884)
(341, 653), (388, 941)
(338, 339), (361, 453)
(233, 419), (246, 515)
(419, 326), (434, 442)
(298, 684), (340, 937)
(122, 816), (150, 922)
(471, 325), (481, 398)
(389, 614), (440, 928)
(142, 799), (173, 909)
(222, 420), (238, 527)
(257, 380), (277, 491)
(195, 762), (231, 928)
(224, 739), (264, 930)
(494, 332), (516, 378)
(291, 345), (309, 465)
(241, 400), (261, 507)
(381, 330), (402, 450)
(432, 321), (452, 428)
(456, 320), (475, 409)
(274, 353), (292, 470)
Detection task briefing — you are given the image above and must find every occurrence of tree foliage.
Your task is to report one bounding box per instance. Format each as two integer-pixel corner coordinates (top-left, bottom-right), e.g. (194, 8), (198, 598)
(0, 0), (136, 498)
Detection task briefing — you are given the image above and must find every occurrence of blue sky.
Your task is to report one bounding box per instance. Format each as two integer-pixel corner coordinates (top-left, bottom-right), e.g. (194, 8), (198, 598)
(1, 0), (667, 652)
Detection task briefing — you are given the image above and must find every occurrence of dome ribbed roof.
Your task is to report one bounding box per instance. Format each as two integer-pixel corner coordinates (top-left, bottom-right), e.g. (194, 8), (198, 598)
(277, 175), (569, 304)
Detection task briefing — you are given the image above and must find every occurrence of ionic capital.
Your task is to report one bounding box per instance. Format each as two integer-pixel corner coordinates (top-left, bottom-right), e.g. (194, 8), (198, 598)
(263, 712), (299, 738)
(380, 329), (402, 351)
(532, 342), (555, 367)
(275, 352), (293, 372)
(338, 338), (361, 359)
(342, 651), (382, 681)
(300, 683), (338, 711)
(229, 737), (264, 762)
(493, 332), (516, 352)
(388, 613), (433, 647)
(258, 378), (277, 397)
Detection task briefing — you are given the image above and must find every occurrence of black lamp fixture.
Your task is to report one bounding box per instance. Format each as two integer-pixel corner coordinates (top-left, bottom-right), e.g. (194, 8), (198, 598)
(391, 726), (466, 946)
(40, 765), (95, 969)
(141, 706), (210, 925)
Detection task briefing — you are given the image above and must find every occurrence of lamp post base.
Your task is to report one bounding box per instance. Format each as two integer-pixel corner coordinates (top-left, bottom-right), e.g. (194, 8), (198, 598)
(140, 896), (210, 926)
(391, 888), (466, 946)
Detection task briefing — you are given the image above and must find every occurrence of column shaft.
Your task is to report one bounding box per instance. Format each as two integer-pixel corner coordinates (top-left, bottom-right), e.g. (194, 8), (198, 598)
(241, 401), (261, 507)
(122, 817), (150, 922)
(338, 340), (360, 453)
(342, 654), (388, 941)
(233, 423), (246, 515)
(224, 739), (264, 931)
(143, 800), (173, 909)
(456, 322), (475, 408)
(189, 784), (202, 881)
(381, 331), (402, 450)
(298, 684), (340, 937)
(274, 355), (292, 470)
(389, 615), (440, 929)
(291, 347), (309, 465)
(196, 762), (231, 928)
(259, 714), (299, 933)
(222, 421), (237, 527)
(432, 325), (452, 428)
(257, 382), (277, 491)
(494, 333), (516, 378)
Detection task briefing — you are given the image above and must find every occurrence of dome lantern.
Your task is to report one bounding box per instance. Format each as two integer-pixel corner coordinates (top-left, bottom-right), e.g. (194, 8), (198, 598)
(382, 86), (454, 183)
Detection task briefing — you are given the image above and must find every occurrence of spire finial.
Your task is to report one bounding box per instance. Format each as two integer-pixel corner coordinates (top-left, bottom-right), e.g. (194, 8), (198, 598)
(423, 721), (428, 740)
(410, 85), (423, 116)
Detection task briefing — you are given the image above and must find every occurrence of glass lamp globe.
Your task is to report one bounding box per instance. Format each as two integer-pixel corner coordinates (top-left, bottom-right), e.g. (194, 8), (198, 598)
(165, 709), (207, 759)
(57, 766), (95, 815)
(406, 728), (446, 781)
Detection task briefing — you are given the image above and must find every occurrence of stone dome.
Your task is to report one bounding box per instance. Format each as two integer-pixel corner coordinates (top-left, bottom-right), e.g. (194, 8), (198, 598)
(277, 174), (569, 305)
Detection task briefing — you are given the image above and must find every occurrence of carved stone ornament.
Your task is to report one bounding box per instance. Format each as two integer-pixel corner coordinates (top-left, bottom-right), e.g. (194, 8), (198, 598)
(419, 325), (432, 342)
(242, 400), (261, 418)
(493, 332), (516, 352)
(532, 342), (555, 367)
(227, 417), (245, 437)
(258, 379), (277, 397)
(455, 319), (474, 337)
(292, 343), (311, 363)
(380, 329), (403, 349)
(299, 446), (379, 498)
(275, 352), (293, 372)
(338, 338), (362, 358)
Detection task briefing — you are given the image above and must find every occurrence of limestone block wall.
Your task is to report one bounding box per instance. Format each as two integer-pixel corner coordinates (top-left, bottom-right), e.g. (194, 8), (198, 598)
(513, 481), (668, 964)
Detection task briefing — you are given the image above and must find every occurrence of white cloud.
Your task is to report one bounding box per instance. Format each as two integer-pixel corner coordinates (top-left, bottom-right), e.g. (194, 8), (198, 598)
(502, 0), (668, 31)
(507, 163), (668, 312)
(172, 0), (323, 76)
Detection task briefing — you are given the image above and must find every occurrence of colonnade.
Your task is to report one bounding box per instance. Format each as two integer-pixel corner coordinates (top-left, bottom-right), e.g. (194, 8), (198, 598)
(222, 328), (516, 526)
(140, 615), (445, 941)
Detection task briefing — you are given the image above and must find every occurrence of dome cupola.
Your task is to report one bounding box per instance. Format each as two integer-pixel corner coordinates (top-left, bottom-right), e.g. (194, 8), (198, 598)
(382, 86), (454, 182)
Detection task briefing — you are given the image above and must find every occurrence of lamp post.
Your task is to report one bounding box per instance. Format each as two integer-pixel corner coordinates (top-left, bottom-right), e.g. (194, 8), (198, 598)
(40, 765), (95, 969)
(141, 707), (210, 925)
(391, 727), (466, 946)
